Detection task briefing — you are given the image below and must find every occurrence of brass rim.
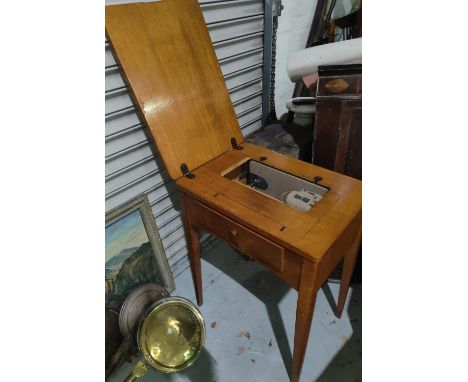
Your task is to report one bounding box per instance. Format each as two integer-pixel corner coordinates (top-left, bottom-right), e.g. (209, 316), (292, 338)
(137, 297), (205, 373)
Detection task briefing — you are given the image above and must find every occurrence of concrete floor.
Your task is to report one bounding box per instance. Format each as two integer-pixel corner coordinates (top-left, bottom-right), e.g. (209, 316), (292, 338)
(108, 240), (361, 382)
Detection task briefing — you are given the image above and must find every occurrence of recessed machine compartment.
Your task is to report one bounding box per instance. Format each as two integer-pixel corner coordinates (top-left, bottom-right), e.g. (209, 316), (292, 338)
(223, 159), (329, 213)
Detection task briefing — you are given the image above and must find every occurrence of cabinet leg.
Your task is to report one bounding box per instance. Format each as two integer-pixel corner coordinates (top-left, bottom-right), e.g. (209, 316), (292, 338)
(291, 261), (318, 382)
(335, 226), (361, 318)
(187, 224), (203, 306)
(181, 195), (203, 306)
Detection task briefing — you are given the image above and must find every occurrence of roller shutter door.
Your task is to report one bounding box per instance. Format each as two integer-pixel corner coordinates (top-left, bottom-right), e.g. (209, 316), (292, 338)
(105, 0), (264, 277)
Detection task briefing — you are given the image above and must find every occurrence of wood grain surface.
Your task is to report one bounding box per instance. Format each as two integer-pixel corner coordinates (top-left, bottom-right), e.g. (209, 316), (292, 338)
(106, 0), (243, 179)
(177, 142), (362, 262)
(106, 2), (362, 381)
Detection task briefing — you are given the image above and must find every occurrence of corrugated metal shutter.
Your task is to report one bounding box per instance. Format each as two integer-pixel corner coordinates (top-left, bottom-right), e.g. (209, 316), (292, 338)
(105, 0), (264, 277)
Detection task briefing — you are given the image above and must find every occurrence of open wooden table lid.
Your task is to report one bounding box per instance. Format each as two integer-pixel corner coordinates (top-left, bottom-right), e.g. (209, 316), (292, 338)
(105, 0), (243, 180)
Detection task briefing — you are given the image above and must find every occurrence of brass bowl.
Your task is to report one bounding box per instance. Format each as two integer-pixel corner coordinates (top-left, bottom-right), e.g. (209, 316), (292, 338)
(137, 296), (205, 373)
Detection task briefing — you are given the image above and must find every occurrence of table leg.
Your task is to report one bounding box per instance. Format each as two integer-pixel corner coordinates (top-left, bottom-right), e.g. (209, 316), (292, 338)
(181, 194), (203, 306)
(335, 226), (361, 318)
(291, 260), (318, 382)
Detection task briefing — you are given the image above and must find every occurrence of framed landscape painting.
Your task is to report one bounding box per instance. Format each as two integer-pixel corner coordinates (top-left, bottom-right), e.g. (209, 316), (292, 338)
(105, 195), (175, 310)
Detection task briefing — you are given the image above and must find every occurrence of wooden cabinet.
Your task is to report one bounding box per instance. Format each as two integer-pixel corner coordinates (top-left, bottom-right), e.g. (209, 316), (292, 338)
(313, 64), (362, 282)
(313, 64), (362, 180)
(106, 4), (362, 381)
(185, 197), (286, 273)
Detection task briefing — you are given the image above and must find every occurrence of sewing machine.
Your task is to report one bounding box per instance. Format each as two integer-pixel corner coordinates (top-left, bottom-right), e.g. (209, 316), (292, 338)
(106, 2), (362, 381)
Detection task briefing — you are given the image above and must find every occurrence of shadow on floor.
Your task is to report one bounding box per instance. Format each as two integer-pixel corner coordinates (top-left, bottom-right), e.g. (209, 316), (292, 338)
(202, 243), (361, 382)
(244, 270), (294, 378)
(203, 247), (294, 378)
(178, 349), (217, 382)
(316, 284), (362, 382)
(111, 349), (217, 382)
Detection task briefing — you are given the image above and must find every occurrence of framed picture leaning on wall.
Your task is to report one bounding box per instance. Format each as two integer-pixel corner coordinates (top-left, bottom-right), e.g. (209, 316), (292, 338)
(105, 195), (175, 311)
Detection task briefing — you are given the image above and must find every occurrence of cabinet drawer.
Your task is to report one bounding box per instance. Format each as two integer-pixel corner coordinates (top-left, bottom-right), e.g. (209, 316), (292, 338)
(188, 199), (284, 273)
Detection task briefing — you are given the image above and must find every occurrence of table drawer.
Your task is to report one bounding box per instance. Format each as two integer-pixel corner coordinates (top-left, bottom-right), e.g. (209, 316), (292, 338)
(188, 199), (284, 273)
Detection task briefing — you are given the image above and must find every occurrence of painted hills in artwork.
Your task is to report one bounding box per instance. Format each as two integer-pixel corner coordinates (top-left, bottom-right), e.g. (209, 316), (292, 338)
(105, 241), (164, 310)
(105, 247), (139, 270)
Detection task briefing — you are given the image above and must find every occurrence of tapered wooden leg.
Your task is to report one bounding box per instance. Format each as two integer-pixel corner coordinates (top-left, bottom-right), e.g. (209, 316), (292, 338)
(186, 223), (203, 306)
(291, 260), (318, 382)
(180, 194), (203, 306)
(335, 226), (362, 318)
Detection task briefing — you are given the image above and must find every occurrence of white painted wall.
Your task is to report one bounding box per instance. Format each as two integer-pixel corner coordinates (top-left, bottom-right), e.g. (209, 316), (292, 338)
(274, 0), (318, 117)
(274, 0), (359, 117)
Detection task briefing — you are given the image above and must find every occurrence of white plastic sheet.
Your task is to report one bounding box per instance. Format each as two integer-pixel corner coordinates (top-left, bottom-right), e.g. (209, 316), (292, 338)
(287, 38), (362, 85)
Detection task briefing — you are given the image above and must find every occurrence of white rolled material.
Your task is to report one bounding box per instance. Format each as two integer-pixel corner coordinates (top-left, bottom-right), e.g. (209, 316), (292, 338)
(287, 38), (362, 82)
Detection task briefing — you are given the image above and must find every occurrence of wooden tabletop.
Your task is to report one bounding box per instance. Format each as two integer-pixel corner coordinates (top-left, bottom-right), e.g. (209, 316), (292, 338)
(177, 143), (362, 262)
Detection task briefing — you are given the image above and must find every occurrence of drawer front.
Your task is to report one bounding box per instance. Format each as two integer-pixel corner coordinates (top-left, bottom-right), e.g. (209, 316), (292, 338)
(188, 199), (284, 273)
(317, 74), (361, 97)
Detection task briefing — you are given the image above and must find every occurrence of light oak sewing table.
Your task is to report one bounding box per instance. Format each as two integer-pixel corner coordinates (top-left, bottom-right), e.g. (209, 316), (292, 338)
(106, 1), (362, 381)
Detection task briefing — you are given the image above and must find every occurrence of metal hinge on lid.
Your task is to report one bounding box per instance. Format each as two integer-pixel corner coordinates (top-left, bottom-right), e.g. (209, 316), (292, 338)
(231, 137), (243, 150)
(180, 163), (195, 179)
(313, 176), (330, 190)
